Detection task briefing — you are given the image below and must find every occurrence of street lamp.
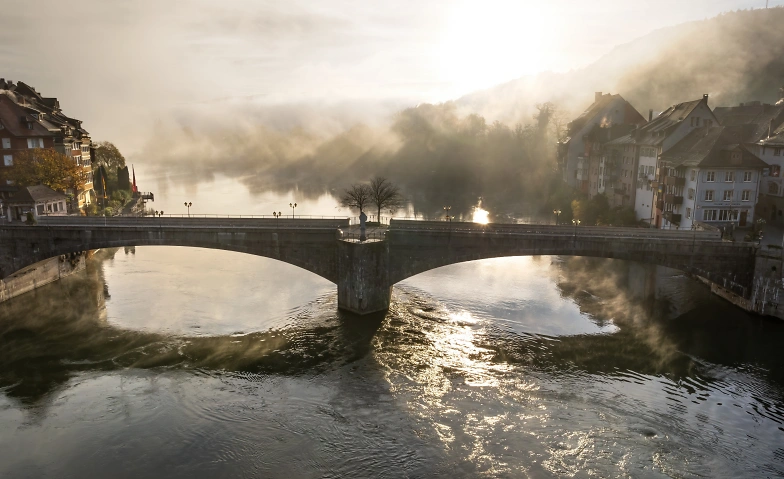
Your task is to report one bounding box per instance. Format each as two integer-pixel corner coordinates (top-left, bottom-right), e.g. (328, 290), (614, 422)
(553, 209), (562, 225)
(273, 211), (282, 226)
(444, 205), (452, 222)
(184, 201), (192, 217)
(289, 202), (297, 218)
(572, 218), (581, 238)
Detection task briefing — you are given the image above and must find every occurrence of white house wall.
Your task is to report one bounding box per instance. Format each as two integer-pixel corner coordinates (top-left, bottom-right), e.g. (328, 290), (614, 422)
(635, 153), (657, 223)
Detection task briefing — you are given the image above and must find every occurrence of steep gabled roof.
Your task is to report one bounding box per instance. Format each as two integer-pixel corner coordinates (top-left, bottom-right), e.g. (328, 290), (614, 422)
(713, 102), (784, 142)
(759, 122), (784, 146)
(567, 94), (619, 136)
(582, 123), (637, 143)
(660, 125), (767, 169)
(6, 185), (67, 204)
(0, 94), (55, 138)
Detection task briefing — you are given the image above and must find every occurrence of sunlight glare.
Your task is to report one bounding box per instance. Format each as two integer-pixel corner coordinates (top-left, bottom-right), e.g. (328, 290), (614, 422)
(438, 1), (553, 95)
(473, 207), (489, 224)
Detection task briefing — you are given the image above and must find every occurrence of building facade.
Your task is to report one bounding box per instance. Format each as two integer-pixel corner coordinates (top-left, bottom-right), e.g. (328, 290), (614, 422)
(0, 94), (57, 184)
(658, 126), (766, 230)
(0, 79), (94, 211)
(633, 95), (719, 228)
(2, 185), (69, 222)
(558, 92), (646, 189)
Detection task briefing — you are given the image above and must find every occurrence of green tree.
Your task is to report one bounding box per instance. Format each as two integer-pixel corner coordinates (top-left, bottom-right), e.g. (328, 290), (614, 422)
(93, 142), (126, 173)
(2, 148), (84, 193)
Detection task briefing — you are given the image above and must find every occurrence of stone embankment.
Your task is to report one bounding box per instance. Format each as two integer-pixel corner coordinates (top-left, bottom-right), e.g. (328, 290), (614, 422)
(0, 252), (87, 303)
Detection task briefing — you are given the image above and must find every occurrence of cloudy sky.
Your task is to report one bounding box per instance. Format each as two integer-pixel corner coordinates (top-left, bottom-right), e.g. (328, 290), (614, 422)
(0, 0), (778, 153)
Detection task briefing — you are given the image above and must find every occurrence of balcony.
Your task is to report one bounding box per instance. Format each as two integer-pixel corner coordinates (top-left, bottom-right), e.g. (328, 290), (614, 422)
(664, 194), (683, 205)
(663, 212), (682, 224)
(664, 176), (685, 187)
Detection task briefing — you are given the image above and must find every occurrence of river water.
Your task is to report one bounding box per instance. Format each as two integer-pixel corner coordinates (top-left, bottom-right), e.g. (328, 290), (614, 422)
(1, 176), (783, 478)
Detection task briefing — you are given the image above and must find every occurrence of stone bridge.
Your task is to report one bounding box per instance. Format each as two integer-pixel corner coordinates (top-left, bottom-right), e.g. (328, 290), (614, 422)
(0, 217), (758, 314)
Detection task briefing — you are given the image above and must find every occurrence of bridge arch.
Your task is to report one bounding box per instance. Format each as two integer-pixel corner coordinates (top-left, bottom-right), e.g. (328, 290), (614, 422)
(0, 223), (342, 284)
(385, 224), (756, 297)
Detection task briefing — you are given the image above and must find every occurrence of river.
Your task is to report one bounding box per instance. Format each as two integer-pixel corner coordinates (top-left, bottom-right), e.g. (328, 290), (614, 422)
(1, 175), (783, 478)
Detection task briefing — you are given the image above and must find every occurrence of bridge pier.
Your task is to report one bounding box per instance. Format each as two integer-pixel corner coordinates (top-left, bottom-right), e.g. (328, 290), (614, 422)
(337, 240), (391, 315)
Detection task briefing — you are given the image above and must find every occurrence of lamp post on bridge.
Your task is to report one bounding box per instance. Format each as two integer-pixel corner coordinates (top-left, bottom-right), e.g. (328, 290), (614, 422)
(553, 209), (562, 225)
(290, 202), (297, 218)
(184, 202), (192, 217)
(443, 205), (452, 222)
(572, 218), (581, 239)
(273, 211), (282, 227)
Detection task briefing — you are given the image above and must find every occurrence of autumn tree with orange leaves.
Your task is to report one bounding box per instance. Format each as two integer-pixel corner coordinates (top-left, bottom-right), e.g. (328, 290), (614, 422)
(0, 148), (84, 193)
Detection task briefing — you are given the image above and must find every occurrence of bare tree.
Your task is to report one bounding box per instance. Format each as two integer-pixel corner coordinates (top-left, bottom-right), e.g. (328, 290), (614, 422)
(369, 176), (405, 221)
(340, 183), (372, 213)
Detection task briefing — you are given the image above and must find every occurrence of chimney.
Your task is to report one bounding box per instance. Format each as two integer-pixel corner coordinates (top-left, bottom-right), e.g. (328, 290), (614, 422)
(648, 109), (653, 121)
(595, 92), (602, 103)
(703, 94), (709, 103)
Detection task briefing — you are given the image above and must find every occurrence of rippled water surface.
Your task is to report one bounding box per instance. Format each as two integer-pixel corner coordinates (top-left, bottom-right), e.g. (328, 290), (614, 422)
(1, 180), (784, 478)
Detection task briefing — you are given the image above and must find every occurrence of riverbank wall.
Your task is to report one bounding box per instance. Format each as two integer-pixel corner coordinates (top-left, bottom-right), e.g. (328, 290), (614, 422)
(699, 250), (784, 321)
(0, 252), (88, 303)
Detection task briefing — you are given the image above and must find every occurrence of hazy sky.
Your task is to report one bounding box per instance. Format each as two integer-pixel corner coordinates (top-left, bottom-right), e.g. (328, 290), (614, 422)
(0, 0), (779, 152)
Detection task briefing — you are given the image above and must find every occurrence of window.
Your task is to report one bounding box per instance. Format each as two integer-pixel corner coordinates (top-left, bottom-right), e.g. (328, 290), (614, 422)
(706, 171), (715, 182)
(703, 209), (717, 221)
(81, 145), (89, 153)
(719, 210), (738, 221)
(705, 190), (714, 201)
(723, 190), (733, 201)
(744, 171), (752, 182)
(688, 188), (695, 199)
(770, 182), (780, 195)
(1, 138), (9, 149)
(3, 154), (11, 166)
(742, 190), (751, 201)
(27, 138), (43, 148)
(773, 165), (781, 177)
(775, 148), (781, 157)
(53, 203), (58, 212)
(686, 208), (692, 219)
(690, 169), (696, 181)
(725, 171), (734, 182)
(37, 205), (44, 215)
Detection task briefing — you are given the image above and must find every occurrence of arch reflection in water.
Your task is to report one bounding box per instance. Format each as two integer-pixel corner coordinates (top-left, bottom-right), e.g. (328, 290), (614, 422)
(1, 251), (783, 477)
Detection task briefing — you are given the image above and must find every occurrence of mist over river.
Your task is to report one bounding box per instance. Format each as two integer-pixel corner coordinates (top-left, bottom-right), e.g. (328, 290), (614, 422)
(1, 176), (783, 478)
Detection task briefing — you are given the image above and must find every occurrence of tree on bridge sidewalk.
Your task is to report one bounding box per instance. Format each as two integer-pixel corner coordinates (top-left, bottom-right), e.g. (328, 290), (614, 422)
(369, 176), (405, 221)
(340, 183), (372, 213)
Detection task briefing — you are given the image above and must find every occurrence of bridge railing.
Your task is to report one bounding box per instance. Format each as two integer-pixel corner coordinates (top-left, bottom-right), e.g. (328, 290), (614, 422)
(348, 215), (393, 226)
(388, 219), (722, 240)
(338, 230), (387, 243)
(33, 216), (350, 229)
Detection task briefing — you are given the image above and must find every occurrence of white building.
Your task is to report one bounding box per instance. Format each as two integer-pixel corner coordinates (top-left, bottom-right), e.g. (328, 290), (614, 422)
(658, 126), (766, 230)
(3, 185), (68, 222)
